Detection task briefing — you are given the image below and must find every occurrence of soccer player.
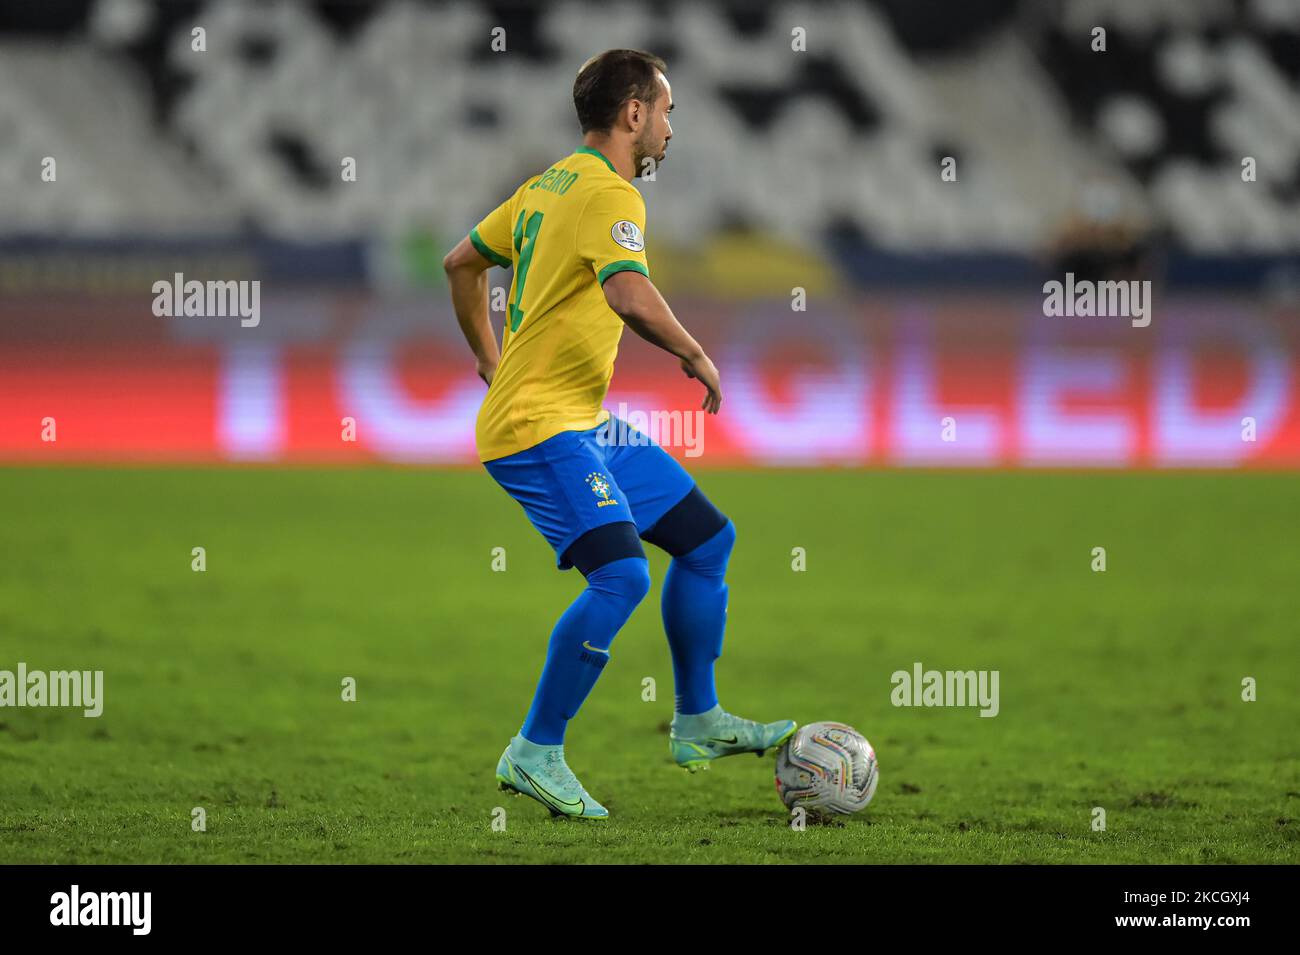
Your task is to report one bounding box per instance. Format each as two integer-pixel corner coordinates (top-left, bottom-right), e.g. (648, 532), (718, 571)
(443, 50), (795, 819)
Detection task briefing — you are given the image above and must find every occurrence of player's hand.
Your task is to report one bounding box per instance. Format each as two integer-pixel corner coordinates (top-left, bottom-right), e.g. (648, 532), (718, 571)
(680, 352), (722, 414)
(476, 358), (497, 387)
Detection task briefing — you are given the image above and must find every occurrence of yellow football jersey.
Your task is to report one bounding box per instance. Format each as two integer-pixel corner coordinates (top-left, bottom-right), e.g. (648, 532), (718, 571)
(469, 146), (650, 462)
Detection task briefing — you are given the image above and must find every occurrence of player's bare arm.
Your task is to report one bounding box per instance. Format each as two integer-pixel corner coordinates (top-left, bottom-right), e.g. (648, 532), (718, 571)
(442, 235), (500, 386)
(602, 270), (722, 414)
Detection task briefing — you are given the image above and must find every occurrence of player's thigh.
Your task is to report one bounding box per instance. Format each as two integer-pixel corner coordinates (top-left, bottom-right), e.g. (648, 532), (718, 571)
(484, 427), (639, 570)
(601, 417), (699, 536)
(602, 418), (732, 556)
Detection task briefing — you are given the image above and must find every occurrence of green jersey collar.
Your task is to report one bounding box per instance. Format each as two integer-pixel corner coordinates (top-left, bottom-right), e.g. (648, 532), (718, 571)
(574, 146), (617, 175)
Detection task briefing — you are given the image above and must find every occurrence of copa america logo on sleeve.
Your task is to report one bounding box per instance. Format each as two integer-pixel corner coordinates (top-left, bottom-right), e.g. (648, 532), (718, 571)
(610, 220), (644, 252)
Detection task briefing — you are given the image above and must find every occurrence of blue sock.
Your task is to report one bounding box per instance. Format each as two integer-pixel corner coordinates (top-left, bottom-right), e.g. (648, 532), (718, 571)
(661, 520), (735, 715)
(520, 556), (650, 745)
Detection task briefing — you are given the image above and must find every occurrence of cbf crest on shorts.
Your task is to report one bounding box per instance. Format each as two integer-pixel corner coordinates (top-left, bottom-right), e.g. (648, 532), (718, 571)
(585, 472), (619, 507)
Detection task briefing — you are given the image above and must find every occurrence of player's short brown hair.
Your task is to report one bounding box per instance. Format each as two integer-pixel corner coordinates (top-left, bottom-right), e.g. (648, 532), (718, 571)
(573, 49), (667, 134)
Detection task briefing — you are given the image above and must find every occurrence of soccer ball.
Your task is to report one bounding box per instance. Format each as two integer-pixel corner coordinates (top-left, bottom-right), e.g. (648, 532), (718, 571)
(774, 721), (878, 816)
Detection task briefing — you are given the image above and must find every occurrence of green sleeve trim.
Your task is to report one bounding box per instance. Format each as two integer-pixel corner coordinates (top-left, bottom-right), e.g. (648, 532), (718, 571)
(597, 260), (649, 285)
(470, 228), (512, 269)
(574, 146), (618, 175)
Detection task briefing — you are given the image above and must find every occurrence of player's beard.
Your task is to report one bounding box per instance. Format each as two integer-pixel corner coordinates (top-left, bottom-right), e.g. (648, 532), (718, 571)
(633, 127), (665, 176)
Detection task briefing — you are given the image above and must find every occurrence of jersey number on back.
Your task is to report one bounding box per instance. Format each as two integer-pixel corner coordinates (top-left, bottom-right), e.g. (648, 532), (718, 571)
(509, 209), (544, 333)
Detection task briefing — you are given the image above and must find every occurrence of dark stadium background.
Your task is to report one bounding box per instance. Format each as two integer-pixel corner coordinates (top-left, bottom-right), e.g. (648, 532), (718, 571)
(3, 0), (1297, 465)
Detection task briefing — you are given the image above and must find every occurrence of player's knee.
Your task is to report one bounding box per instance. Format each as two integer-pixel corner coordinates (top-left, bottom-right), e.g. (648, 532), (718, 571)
(587, 556), (652, 610)
(711, 517), (737, 558)
(677, 518), (735, 577)
(623, 557), (653, 605)
(563, 521), (644, 575)
(642, 485), (731, 561)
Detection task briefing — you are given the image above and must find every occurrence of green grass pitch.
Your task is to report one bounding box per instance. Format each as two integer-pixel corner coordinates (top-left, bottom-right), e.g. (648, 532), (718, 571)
(1, 466), (1296, 863)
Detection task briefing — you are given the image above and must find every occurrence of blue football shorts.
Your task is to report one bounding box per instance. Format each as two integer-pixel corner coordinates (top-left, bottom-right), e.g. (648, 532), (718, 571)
(483, 416), (696, 569)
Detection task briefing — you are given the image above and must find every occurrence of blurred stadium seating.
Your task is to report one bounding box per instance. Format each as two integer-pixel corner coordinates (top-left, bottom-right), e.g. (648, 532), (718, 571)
(1, 0), (1298, 466)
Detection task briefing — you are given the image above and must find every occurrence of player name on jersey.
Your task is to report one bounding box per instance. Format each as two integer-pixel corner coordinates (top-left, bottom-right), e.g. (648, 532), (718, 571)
(529, 166), (580, 195)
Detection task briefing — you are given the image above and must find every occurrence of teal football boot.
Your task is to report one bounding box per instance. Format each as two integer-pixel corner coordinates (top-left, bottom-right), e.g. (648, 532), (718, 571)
(495, 735), (609, 819)
(669, 705), (797, 772)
